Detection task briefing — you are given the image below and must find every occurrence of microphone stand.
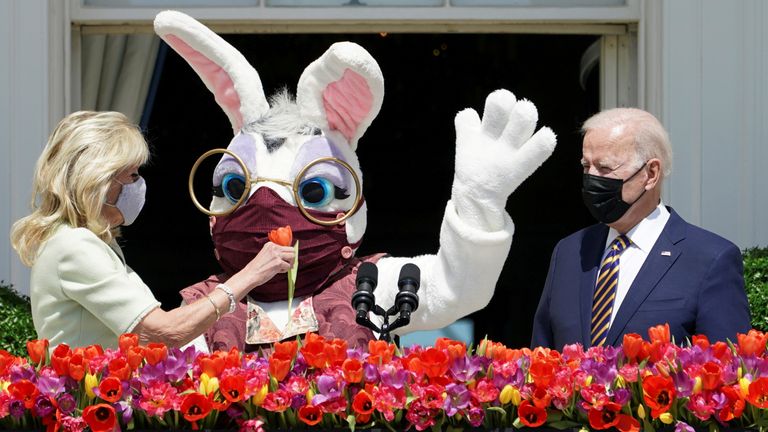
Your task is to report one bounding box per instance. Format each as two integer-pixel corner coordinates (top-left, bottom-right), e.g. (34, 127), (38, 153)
(356, 303), (411, 343)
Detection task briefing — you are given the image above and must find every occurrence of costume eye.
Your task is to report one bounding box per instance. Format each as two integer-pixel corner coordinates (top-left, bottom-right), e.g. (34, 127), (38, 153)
(221, 173), (246, 204)
(299, 177), (349, 208)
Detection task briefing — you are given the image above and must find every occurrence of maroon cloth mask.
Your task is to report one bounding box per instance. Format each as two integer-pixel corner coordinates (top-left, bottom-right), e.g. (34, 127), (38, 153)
(211, 186), (362, 302)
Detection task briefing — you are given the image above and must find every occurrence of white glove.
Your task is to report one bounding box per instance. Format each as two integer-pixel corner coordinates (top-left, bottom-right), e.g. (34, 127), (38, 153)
(451, 89), (557, 231)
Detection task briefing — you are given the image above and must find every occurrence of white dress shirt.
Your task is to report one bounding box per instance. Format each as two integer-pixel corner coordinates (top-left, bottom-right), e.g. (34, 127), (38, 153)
(600, 202), (670, 326)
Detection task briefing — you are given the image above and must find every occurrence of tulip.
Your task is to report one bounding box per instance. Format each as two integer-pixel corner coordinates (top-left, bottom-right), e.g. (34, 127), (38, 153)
(268, 226), (293, 247)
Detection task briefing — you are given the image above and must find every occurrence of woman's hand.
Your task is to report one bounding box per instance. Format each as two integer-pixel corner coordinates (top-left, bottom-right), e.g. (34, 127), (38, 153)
(238, 242), (295, 290)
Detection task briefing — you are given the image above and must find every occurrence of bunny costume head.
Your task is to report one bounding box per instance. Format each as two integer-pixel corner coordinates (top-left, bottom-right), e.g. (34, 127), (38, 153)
(155, 12), (382, 301)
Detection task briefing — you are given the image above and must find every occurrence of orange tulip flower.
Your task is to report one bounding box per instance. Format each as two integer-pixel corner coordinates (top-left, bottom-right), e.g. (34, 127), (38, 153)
(118, 333), (139, 353)
(144, 343), (168, 366)
(647, 323), (670, 344)
(269, 352), (292, 382)
(26, 339), (48, 365)
(367, 340), (395, 365)
(268, 225), (293, 246)
(691, 334), (710, 350)
(108, 357), (131, 381)
(738, 329), (768, 356)
(68, 353), (87, 382)
(622, 333), (644, 363)
(342, 358), (364, 383)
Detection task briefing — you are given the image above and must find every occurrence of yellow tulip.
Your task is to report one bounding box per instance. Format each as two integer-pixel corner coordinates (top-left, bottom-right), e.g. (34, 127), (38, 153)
(198, 373), (219, 396)
(499, 385), (514, 404)
(615, 376), (626, 388)
(659, 412), (674, 424)
(637, 404), (646, 420)
(693, 376), (702, 394)
(252, 384), (268, 406)
(306, 388), (315, 404)
(1, 381), (9, 392)
(740, 377), (751, 398)
(585, 375), (593, 386)
(85, 373), (98, 399)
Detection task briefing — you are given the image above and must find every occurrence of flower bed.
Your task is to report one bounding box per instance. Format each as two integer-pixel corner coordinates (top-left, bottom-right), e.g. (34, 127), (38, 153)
(1, 325), (768, 432)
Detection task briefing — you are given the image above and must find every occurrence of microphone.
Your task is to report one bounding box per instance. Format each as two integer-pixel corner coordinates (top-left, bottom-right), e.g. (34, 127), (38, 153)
(395, 263), (420, 323)
(352, 262), (378, 324)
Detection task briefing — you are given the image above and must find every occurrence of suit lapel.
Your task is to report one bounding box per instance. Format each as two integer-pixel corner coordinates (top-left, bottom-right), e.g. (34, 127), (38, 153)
(605, 209), (687, 346)
(579, 225), (609, 347)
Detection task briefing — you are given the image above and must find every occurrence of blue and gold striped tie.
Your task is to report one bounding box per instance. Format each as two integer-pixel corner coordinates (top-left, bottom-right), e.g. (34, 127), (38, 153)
(591, 234), (630, 347)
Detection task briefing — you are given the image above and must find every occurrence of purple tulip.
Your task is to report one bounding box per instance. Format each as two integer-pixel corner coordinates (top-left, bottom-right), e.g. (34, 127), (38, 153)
(34, 394), (55, 417)
(443, 383), (471, 416)
(9, 399), (25, 419)
(57, 393), (77, 415)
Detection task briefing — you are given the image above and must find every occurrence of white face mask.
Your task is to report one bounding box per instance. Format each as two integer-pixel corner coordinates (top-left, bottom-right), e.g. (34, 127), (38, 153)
(106, 176), (146, 226)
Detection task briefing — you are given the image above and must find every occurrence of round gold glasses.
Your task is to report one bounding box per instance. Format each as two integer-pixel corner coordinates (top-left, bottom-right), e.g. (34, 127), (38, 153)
(189, 148), (362, 226)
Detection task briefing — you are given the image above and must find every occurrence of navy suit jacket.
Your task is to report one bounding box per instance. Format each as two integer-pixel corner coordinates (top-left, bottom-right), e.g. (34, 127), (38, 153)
(531, 208), (750, 350)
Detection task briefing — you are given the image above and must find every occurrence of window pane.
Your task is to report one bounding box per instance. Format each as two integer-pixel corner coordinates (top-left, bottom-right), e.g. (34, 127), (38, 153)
(267, 0), (444, 6)
(83, 0), (259, 7)
(451, 0), (625, 6)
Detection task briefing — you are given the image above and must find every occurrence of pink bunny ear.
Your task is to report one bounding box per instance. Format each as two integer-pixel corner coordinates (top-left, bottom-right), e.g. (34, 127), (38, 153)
(154, 10), (269, 133)
(297, 42), (384, 150)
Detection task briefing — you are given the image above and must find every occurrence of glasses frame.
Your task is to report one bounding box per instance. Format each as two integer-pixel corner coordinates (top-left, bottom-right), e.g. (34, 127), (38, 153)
(188, 148), (363, 226)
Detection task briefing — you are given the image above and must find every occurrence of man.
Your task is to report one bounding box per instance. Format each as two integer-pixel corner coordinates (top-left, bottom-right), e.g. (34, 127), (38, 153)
(531, 108), (750, 350)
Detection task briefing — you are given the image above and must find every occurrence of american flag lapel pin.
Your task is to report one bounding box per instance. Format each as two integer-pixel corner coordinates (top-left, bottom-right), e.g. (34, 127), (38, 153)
(661, 251), (672, 256)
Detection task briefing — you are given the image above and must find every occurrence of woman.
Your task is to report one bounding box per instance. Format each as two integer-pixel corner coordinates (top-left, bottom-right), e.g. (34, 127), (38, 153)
(11, 111), (294, 349)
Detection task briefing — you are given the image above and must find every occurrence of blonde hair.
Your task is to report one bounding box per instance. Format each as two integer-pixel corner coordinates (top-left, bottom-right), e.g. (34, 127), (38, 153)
(11, 111), (149, 266)
(582, 108), (673, 177)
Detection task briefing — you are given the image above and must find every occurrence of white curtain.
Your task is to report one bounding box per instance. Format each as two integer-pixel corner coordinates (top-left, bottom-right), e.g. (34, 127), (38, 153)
(81, 34), (160, 124)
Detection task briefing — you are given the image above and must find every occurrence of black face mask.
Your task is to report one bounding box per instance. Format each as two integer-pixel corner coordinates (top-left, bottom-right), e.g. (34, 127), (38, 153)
(582, 162), (647, 224)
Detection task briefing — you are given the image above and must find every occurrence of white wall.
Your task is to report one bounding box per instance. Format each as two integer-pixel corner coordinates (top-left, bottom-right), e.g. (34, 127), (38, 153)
(0, 0), (63, 295)
(661, 0), (768, 249)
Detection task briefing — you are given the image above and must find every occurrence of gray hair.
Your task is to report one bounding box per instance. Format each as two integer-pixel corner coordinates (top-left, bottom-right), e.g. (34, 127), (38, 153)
(582, 108), (673, 177)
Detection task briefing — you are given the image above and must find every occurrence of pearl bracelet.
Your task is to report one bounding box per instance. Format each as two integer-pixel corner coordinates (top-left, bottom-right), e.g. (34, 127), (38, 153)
(216, 283), (237, 314)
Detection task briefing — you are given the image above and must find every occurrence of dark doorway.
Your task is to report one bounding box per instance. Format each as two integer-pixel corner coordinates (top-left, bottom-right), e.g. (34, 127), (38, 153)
(123, 32), (600, 348)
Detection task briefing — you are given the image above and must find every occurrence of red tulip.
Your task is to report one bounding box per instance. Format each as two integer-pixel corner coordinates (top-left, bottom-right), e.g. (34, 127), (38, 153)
(747, 377), (768, 408)
(588, 402), (622, 429)
(26, 339), (48, 365)
(8, 379), (40, 409)
(299, 405), (323, 426)
(691, 334), (710, 350)
(352, 390), (374, 423)
(699, 361), (722, 391)
(642, 375), (676, 418)
(181, 392), (212, 428)
(83, 404), (117, 432)
(50, 344), (72, 376)
(219, 374), (246, 403)
(518, 400), (547, 427)
(273, 340), (298, 359)
(98, 376), (123, 403)
(268, 226), (293, 247)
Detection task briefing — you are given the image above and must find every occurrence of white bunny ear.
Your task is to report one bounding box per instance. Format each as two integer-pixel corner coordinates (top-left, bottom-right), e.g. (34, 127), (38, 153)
(154, 10), (269, 133)
(297, 42), (384, 150)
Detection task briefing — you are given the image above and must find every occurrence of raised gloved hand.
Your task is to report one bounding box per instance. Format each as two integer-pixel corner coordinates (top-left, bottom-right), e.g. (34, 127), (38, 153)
(451, 89), (557, 231)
